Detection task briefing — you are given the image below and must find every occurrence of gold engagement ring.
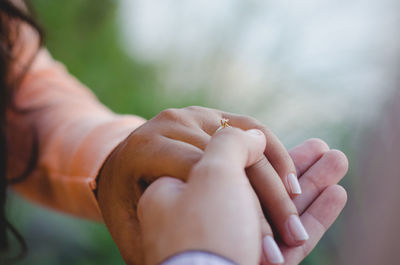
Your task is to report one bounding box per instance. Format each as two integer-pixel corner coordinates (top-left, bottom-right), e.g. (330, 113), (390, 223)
(216, 118), (231, 132)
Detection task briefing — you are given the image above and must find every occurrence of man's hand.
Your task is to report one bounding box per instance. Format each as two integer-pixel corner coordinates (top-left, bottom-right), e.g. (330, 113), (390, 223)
(97, 107), (301, 264)
(137, 135), (348, 265)
(138, 128), (267, 265)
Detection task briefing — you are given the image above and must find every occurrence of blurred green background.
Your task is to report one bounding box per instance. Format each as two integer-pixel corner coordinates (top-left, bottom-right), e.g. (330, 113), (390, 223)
(9, 1), (209, 264)
(6, 0), (395, 264)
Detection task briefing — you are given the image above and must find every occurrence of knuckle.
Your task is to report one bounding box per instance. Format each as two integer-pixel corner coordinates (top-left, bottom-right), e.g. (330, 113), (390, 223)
(184, 105), (205, 112)
(185, 106), (220, 123)
(158, 108), (182, 121)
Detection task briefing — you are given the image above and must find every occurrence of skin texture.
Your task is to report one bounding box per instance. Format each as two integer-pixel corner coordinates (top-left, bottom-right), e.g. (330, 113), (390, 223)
(97, 107), (303, 264)
(138, 132), (348, 265)
(268, 139), (348, 265)
(138, 128), (266, 265)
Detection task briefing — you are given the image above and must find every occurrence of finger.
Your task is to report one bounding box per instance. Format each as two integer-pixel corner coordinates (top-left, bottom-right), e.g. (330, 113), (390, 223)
(163, 124), (211, 150)
(280, 185), (348, 265)
(108, 177), (184, 264)
(288, 138), (330, 176)
(261, 223), (285, 265)
(247, 157), (307, 247)
(194, 127), (267, 172)
(184, 107), (299, 196)
(137, 177), (184, 223)
(149, 136), (204, 181)
(252, 190), (285, 265)
(293, 150), (348, 214)
(222, 112), (299, 197)
(182, 106), (222, 135)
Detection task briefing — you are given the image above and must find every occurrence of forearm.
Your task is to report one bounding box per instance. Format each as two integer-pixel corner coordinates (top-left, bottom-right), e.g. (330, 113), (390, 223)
(7, 48), (145, 220)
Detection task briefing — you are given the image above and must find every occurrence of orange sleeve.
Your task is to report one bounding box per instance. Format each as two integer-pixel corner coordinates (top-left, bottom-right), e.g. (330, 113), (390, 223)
(7, 46), (146, 221)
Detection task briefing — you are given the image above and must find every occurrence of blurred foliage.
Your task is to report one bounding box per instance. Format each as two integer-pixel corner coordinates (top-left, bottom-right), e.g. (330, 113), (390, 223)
(7, 2), (150, 265)
(32, 0), (159, 119)
(7, 0), (209, 264)
(31, 0), (206, 119)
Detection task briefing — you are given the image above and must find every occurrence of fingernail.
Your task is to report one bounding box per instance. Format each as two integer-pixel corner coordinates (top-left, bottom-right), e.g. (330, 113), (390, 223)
(262, 236), (284, 264)
(246, 129), (263, 136)
(287, 215), (309, 242)
(287, 173), (302, 194)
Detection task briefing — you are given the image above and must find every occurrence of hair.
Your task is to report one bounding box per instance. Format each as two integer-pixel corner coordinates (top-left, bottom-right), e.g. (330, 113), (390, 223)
(0, 0), (43, 260)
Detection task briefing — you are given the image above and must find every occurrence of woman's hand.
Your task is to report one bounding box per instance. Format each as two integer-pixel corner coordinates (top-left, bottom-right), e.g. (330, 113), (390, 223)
(137, 134), (349, 265)
(97, 107), (302, 263)
(137, 127), (267, 265)
(264, 139), (348, 265)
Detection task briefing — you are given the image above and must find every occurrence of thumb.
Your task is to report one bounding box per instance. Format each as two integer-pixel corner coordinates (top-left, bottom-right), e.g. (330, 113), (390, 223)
(204, 127), (266, 168)
(137, 177), (184, 223)
(189, 128), (266, 184)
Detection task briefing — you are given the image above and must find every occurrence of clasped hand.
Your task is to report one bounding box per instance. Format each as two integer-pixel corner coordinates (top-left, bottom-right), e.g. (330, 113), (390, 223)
(97, 107), (348, 265)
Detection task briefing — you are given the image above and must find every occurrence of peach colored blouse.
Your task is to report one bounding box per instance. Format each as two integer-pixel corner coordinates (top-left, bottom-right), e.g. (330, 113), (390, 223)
(6, 25), (145, 221)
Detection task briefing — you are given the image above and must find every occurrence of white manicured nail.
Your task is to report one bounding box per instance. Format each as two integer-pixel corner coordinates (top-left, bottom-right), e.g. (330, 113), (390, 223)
(287, 173), (302, 194)
(246, 129), (263, 136)
(287, 215), (309, 242)
(262, 236), (284, 264)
